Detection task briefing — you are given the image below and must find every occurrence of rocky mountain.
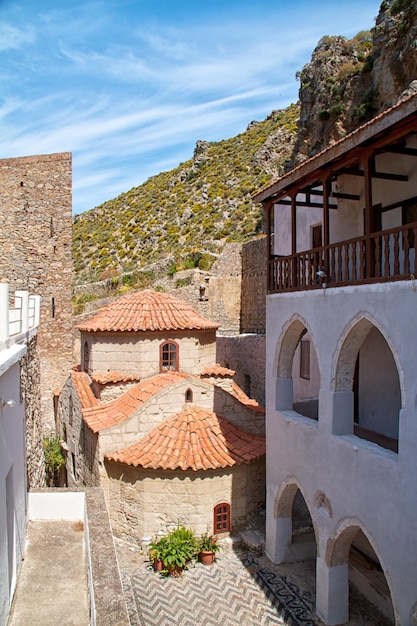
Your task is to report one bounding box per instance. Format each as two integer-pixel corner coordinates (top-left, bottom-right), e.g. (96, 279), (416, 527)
(73, 0), (417, 288)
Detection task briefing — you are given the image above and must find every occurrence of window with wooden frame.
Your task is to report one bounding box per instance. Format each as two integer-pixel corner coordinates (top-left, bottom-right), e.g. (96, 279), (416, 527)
(160, 341), (178, 371)
(300, 340), (310, 380)
(213, 502), (230, 534)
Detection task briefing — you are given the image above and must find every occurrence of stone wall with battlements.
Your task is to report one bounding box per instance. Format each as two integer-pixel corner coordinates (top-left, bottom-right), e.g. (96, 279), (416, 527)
(0, 153), (74, 429)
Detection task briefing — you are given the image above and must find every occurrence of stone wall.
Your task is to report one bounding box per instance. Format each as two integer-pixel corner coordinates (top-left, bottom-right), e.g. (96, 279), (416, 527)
(216, 334), (266, 407)
(81, 329), (217, 378)
(20, 335), (46, 488)
(241, 236), (266, 334)
(0, 153), (74, 429)
(104, 458), (265, 546)
(57, 375), (101, 488)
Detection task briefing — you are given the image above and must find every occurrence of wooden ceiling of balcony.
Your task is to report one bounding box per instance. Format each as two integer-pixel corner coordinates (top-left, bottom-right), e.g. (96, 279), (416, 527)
(253, 95), (417, 207)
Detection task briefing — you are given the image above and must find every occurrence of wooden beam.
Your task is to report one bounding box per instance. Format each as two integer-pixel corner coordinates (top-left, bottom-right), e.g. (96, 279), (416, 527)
(278, 199), (338, 209)
(337, 166), (408, 182)
(381, 145), (417, 157)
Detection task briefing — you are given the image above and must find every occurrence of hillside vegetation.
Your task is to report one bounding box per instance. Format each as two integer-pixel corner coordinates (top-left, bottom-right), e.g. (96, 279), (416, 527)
(73, 105), (299, 285)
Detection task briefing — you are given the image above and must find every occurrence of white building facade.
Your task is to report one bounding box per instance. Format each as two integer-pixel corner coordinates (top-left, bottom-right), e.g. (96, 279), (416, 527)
(254, 96), (417, 625)
(0, 284), (40, 626)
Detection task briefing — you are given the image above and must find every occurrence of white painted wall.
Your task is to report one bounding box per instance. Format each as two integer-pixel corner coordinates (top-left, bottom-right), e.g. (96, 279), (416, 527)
(358, 327), (401, 439)
(0, 344), (27, 626)
(266, 280), (417, 625)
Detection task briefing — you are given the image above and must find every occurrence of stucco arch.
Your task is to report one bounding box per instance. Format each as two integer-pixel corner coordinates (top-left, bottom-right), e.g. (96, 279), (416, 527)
(332, 312), (404, 405)
(325, 517), (397, 621)
(273, 477), (319, 556)
(275, 315), (320, 379)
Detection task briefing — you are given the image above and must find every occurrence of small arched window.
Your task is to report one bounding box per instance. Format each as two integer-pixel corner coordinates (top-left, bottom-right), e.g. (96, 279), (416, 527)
(160, 341), (178, 371)
(83, 341), (90, 373)
(185, 389), (193, 402)
(213, 502), (230, 534)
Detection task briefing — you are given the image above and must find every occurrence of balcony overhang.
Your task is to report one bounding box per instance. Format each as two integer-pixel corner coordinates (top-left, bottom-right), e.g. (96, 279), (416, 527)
(253, 95), (417, 205)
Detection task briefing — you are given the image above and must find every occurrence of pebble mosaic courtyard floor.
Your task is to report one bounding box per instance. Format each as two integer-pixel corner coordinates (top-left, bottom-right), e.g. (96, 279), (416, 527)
(117, 544), (319, 626)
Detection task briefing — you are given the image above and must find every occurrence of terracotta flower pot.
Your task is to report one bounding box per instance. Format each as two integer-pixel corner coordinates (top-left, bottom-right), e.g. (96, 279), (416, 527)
(153, 558), (164, 571)
(199, 550), (215, 565)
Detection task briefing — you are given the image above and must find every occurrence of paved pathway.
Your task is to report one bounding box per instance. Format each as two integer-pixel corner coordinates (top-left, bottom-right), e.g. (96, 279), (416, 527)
(117, 544), (319, 626)
(8, 520), (89, 626)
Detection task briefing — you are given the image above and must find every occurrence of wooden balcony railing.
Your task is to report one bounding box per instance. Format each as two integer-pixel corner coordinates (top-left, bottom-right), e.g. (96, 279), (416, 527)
(269, 223), (417, 293)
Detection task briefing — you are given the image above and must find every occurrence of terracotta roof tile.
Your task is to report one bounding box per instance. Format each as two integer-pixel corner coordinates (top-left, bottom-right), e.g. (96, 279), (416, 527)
(75, 289), (220, 333)
(230, 381), (265, 414)
(82, 371), (188, 433)
(92, 372), (140, 385)
(200, 364), (236, 377)
(105, 405), (265, 471)
(71, 371), (100, 409)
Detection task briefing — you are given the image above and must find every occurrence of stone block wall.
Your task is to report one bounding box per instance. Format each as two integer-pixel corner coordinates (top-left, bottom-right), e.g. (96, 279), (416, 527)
(20, 335), (46, 488)
(57, 375), (101, 487)
(216, 334), (266, 407)
(0, 153), (74, 429)
(104, 459), (265, 546)
(241, 236), (267, 334)
(82, 329), (217, 378)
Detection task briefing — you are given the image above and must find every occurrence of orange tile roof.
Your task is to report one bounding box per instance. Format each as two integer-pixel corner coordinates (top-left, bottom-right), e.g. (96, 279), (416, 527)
(82, 371), (188, 433)
(230, 381), (265, 413)
(71, 371), (100, 408)
(200, 364), (236, 377)
(105, 405), (265, 471)
(75, 289), (220, 333)
(92, 372), (140, 385)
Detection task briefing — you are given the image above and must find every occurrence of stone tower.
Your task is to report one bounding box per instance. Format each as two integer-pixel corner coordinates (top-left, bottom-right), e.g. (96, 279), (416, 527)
(0, 152), (73, 429)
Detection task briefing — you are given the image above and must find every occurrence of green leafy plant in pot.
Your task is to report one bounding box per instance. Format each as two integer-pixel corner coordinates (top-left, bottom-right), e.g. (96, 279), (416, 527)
(197, 533), (221, 565)
(149, 525), (197, 576)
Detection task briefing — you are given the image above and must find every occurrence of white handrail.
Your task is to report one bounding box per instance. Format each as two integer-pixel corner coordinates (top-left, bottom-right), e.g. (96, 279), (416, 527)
(0, 283), (41, 344)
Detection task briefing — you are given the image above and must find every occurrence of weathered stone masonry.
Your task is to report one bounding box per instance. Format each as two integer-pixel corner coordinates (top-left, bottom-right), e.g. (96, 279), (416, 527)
(20, 335), (46, 487)
(0, 153), (74, 429)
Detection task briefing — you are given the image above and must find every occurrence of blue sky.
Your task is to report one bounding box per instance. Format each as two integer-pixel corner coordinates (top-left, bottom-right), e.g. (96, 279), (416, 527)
(1, 0), (381, 214)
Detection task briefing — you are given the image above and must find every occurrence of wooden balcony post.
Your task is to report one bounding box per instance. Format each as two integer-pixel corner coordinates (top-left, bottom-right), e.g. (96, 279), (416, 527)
(323, 175), (331, 279)
(291, 193), (297, 288)
(265, 202), (272, 291)
(364, 151), (374, 278)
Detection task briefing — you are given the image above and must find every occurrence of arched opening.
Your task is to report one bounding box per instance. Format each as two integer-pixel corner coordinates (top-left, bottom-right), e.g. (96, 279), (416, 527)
(273, 482), (317, 564)
(327, 524), (394, 624)
(185, 388), (193, 403)
(276, 319), (321, 420)
(291, 489), (317, 560)
(353, 328), (400, 452)
(160, 341), (179, 372)
(292, 332), (320, 420)
(335, 320), (401, 452)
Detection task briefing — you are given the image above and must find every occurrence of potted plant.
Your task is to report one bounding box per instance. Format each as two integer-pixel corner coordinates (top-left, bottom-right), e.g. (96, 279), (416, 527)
(149, 535), (169, 571)
(149, 525), (197, 576)
(197, 533), (220, 565)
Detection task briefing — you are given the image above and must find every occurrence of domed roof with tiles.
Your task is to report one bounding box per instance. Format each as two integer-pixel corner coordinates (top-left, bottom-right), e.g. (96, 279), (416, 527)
(106, 404), (265, 471)
(76, 289), (220, 333)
